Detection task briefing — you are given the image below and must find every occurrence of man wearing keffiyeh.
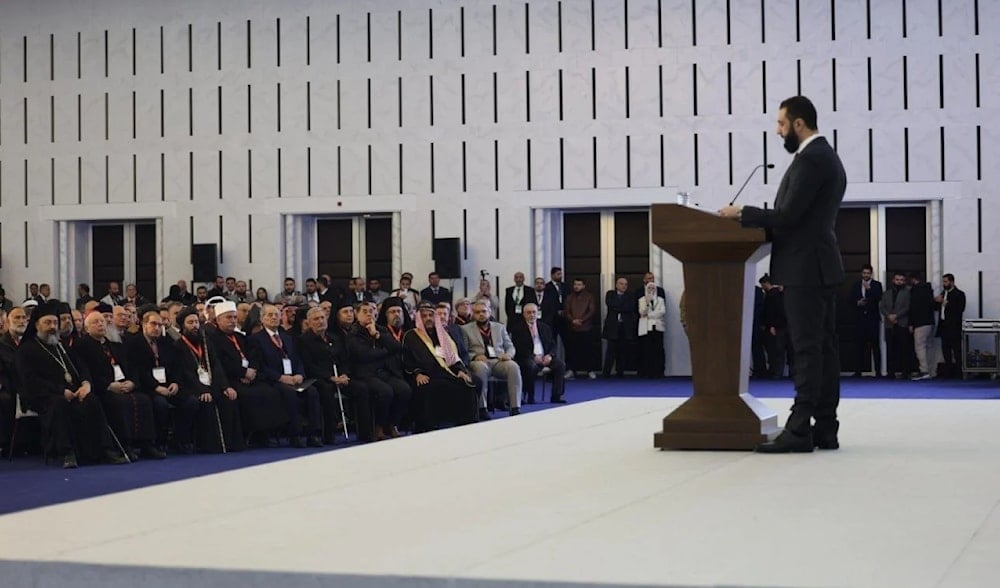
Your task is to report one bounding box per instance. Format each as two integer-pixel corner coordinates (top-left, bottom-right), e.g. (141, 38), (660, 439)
(402, 303), (478, 431)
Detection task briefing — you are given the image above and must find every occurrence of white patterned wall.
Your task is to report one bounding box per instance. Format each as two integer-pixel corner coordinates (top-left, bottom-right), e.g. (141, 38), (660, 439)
(0, 0), (996, 375)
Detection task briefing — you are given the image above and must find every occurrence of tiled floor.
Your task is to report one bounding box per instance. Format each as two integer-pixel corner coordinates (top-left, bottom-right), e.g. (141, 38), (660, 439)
(2, 396), (998, 588)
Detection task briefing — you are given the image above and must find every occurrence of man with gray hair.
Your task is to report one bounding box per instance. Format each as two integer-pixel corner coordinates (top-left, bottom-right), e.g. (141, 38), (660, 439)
(462, 301), (522, 419)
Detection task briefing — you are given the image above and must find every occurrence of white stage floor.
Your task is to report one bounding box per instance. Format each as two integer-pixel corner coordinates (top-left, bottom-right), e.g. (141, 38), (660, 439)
(3, 396), (1000, 588)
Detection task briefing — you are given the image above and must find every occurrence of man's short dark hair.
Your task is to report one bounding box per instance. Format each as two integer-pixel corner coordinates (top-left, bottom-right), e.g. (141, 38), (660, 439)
(943, 273), (955, 281)
(284, 277), (294, 283)
(893, 271), (906, 278)
(428, 271), (439, 279)
(306, 277), (317, 284)
(317, 276), (329, 287)
(779, 96), (818, 130)
(908, 272), (923, 281)
(550, 266), (562, 275)
(758, 274), (771, 285)
(862, 263), (873, 272)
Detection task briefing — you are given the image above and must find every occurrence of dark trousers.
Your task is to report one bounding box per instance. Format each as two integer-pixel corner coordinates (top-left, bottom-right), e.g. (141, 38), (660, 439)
(363, 374), (412, 428)
(151, 391), (199, 447)
(565, 329), (599, 372)
(855, 321), (881, 374)
(517, 357), (566, 401)
(782, 285), (840, 436)
(940, 324), (962, 376)
(0, 391), (13, 451)
(764, 327), (791, 378)
(602, 325), (631, 376)
(275, 382), (322, 437)
(315, 379), (369, 442)
(886, 324), (914, 376)
(638, 330), (665, 378)
(414, 378), (478, 430)
(40, 394), (113, 460)
(101, 390), (156, 448)
(751, 326), (768, 377)
(194, 392), (245, 453)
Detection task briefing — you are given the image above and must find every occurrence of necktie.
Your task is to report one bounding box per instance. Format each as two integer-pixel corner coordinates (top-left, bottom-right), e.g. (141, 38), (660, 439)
(529, 322), (538, 339)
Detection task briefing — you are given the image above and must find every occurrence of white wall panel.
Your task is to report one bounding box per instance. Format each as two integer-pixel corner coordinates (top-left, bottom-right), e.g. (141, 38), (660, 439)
(627, 0), (660, 50)
(561, 0), (592, 54)
(528, 0), (561, 56)
(0, 0), (994, 375)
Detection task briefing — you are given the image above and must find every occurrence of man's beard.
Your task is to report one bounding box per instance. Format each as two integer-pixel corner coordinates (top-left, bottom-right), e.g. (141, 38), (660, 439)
(44, 334), (61, 346)
(105, 327), (122, 343)
(389, 317), (403, 329)
(12, 326), (26, 337)
(783, 129), (801, 153)
(183, 331), (202, 345)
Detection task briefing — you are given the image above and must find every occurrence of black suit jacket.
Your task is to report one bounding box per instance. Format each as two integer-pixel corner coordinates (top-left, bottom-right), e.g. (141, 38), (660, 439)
(249, 329), (306, 383)
(504, 285), (538, 322)
(602, 290), (638, 340)
(345, 325), (405, 380)
(208, 329), (260, 386)
(853, 279), (883, 324)
(937, 287), (966, 335)
(124, 332), (181, 392)
(740, 136), (847, 287)
(73, 335), (136, 396)
(540, 282), (567, 326)
(510, 320), (557, 363)
(298, 330), (341, 382)
(420, 286), (452, 305)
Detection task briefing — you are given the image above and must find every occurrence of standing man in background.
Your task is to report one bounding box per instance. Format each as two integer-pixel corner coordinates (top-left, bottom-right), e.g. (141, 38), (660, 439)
(935, 273), (965, 379)
(852, 264), (883, 377)
(720, 95), (847, 453)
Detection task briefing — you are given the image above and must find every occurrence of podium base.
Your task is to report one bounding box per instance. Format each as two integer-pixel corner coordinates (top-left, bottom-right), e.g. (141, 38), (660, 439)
(653, 393), (780, 451)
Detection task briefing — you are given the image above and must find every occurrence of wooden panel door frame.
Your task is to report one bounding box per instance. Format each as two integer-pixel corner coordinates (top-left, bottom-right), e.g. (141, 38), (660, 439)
(87, 220), (158, 301)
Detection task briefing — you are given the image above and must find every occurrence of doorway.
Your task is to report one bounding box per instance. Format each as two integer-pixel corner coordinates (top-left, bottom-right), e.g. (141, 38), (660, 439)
(90, 222), (157, 302)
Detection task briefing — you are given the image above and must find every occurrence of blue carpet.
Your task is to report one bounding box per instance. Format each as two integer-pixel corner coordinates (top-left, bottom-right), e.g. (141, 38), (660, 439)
(2, 376), (997, 516)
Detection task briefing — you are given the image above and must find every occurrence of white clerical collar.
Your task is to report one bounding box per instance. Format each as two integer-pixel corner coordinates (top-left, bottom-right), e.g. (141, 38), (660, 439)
(797, 133), (822, 154)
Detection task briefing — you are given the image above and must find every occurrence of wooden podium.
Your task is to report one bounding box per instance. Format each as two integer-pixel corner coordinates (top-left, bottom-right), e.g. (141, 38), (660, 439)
(651, 204), (779, 450)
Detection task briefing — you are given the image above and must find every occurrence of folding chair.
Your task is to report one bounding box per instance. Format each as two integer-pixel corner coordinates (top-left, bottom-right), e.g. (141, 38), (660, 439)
(8, 394), (43, 463)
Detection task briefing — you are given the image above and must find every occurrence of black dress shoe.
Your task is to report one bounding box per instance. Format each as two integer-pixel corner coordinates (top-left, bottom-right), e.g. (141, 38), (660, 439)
(755, 430), (814, 453)
(290, 437), (306, 448)
(509, 407), (521, 416)
(525, 396), (536, 404)
(550, 396), (567, 404)
(62, 453), (79, 469)
(478, 408), (491, 421)
(307, 435), (324, 448)
(812, 422), (840, 450)
(142, 445), (167, 460)
(103, 450), (130, 465)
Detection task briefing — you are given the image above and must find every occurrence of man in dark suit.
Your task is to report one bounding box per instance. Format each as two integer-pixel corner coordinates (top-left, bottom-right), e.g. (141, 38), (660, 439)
(601, 277), (637, 378)
(249, 304), (324, 448)
(346, 300), (412, 439)
(935, 273), (966, 379)
(851, 264), (883, 377)
(720, 95), (847, 453)
(299, 306), (368, 444)
(504, 272), (538, 326)
(419, 272), (452, 306)
(510, 303), (566, 404)
(542, 268), (569, 342)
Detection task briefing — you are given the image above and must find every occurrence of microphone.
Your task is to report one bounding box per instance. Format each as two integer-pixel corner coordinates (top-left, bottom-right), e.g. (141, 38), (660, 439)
(729, 163), (775, 206)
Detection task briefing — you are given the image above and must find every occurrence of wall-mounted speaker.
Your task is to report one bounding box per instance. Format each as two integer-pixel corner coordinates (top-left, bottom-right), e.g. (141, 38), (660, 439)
(191, 244), (218, 283)
(432, 238), (461, 279)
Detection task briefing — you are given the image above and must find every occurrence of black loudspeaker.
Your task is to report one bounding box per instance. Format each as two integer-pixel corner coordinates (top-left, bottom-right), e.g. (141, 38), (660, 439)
(191, 244), (218, 283)
(432, 238), (461, 279)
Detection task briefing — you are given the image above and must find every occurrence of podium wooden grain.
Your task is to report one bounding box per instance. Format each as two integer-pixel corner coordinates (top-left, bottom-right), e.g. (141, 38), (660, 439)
(652, 204), (779, 450)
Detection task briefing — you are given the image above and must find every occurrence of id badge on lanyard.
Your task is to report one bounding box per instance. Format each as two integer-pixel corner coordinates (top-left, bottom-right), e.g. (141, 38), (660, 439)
(486, 345), (497, 359)
(152, 367), (167, 384)
(112, 364), (126, 382)
(198, 368), (211, 386)
(282, 358), (293, 375)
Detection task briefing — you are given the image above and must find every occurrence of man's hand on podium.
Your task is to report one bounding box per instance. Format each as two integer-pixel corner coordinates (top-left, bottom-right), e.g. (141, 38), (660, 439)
(718, 205), (742, 219)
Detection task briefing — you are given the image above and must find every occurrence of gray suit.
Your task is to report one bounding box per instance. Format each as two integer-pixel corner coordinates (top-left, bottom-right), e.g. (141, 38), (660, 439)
(462, 321), (522, 410)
